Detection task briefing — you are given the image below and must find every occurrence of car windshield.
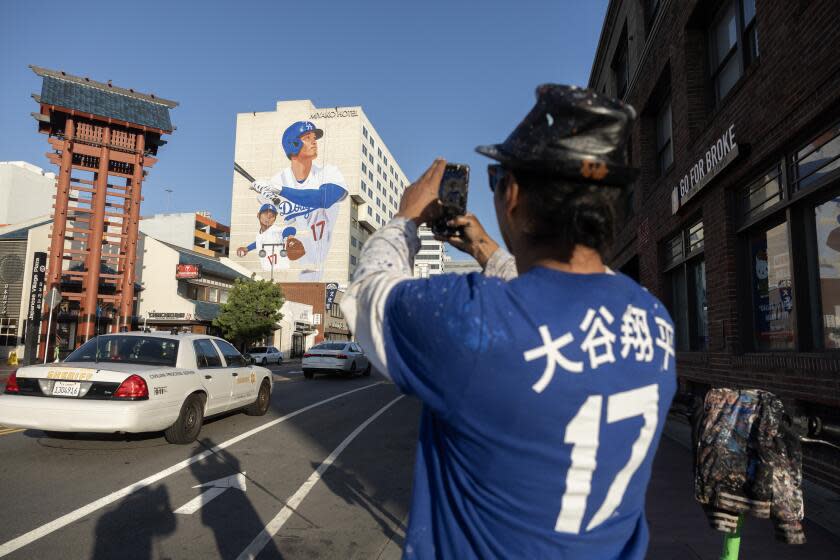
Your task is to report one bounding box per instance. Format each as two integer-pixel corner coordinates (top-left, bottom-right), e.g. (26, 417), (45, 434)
(312, 343), (346, 351)
(249, 347), (267, 353)
(64, 335), (179, 367)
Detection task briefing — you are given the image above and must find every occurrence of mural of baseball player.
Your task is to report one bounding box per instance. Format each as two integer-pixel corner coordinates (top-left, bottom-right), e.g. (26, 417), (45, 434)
(235, 203), (294, 272)
(237, 121), (348, 281)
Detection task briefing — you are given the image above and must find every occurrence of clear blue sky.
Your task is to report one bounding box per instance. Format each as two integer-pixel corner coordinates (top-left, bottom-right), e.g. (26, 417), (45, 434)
(0, 0), (608, 259)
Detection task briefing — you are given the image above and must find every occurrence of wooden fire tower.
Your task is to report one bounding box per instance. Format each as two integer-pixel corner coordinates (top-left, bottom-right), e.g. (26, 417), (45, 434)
(31, 66), (177, 351)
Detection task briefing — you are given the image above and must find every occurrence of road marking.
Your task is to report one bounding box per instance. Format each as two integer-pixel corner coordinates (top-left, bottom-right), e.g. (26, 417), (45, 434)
(236, 395), (405, 560)
(174, 473), (247, 515)
(0, 427), (23, 437)
(286, 370), (303, 375)
(0, 381), (384, 558)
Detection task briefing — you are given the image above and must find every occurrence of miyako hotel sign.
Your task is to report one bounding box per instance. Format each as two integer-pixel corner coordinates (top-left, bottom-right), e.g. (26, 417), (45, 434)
(672, 124), (739, 214)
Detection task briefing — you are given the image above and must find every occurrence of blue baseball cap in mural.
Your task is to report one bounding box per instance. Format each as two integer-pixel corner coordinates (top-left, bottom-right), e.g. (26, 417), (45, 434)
(258, 203), (278, 215)
(282, 121), (324, 158)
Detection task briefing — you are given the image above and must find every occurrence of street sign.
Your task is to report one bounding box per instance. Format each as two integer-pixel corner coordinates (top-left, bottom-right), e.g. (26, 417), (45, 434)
(174, 472), (247, 515)
(46, 287), (61, 310)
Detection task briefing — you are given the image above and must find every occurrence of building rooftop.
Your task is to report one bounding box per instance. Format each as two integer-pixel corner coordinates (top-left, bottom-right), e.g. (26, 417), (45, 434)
(31, 66), (177, 132)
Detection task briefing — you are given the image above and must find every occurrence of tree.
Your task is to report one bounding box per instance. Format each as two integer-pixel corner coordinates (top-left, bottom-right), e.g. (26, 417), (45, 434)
(213, 279), (284, 350)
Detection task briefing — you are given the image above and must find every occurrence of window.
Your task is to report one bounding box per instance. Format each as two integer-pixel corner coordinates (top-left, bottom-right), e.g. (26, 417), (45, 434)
(708, 0), (757, 104)
(362, 162), (367, 174)
(792, 120), (840, 192)
(384, 155), (388, 166)
(362, 144), (367, 155)
(377, 180), (382, 191)
(194, 339), (223, 368)
(360, 180), (367, 194)
(664, 221), (708, 351)
(377, 148), (382, 158)
(741, 164), (782, 221)
(65, 335), (179, 367)
(215, 339), (247, 367)
(350, 255), (357, 265)
(0, 319), (18, 346)
(656, 99), (673, 174)
(363, 126), (368, 138)
(351, 236), (357, 248)
(368, 171), (374, 181)
(370, 137), (375, 148)
(369, 154), (374, 164)
(612, 26), (629, 98)
(814, 198), (840, 349)
(416, 254), (440, 260)
(748, 222), (793, 350)
(367, 206), (372, 216)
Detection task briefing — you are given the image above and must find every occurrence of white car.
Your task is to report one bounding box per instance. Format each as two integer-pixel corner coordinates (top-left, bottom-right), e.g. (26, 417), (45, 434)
(302, 341), (371, 379)
(247, 346), (283, 365)
(0, 332), (272, 444)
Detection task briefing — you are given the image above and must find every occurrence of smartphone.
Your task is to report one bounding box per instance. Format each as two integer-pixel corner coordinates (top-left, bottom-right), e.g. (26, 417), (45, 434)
(431, 163), (470, 237)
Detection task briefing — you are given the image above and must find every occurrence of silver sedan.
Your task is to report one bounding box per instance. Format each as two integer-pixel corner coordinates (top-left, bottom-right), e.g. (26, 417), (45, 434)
(302, 341), (371, 379)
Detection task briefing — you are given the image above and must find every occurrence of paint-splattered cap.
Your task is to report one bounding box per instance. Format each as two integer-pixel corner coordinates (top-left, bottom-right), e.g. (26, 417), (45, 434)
(476, 84), (639, 186)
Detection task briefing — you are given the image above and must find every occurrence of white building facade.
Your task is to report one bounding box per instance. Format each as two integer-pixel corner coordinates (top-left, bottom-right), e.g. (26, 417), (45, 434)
(414, 226), (446, 278)
(0, 162), (56, 226)
(230, 99), (424, 285)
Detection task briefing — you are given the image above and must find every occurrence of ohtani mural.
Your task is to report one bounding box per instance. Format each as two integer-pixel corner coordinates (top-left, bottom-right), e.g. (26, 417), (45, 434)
(236, 121), (348, 280)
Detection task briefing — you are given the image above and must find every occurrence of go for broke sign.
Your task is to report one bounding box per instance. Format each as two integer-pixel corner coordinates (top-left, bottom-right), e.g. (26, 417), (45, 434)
(671, 124), (739, 214)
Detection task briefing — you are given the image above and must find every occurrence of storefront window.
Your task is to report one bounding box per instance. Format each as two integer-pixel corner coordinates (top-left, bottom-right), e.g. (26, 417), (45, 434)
(794, 121), (840, 191)
(664, 221), (708, 351)
(741, 164), (782, 221)
(814, 197), (840, 349)
(749, 222), (794, 350)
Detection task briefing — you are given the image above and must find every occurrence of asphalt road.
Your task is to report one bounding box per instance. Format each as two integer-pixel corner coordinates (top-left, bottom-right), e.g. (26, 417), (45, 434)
(0, 363), (418, 560)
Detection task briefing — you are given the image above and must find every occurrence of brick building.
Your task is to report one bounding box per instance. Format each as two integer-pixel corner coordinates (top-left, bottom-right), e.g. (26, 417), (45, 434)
(278, 282), (350, 351)
(590, 0), (840, 492)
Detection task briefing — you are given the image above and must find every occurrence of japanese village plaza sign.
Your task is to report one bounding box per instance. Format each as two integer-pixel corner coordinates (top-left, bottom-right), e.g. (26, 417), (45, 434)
(672, 124), (739, 214)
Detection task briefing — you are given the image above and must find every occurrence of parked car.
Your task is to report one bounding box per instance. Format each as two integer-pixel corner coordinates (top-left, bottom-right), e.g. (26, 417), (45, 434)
(0, 332), (273, 444)
(247, 346), (283, 365)
(302, 341), (371, 379)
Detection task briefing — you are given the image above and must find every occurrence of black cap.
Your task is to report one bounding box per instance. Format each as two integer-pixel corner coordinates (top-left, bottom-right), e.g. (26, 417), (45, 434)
(476, 84), (638, 186)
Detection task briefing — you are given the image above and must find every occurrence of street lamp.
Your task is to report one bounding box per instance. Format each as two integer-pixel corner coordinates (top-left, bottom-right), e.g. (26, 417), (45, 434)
(258, 242), (286, 282)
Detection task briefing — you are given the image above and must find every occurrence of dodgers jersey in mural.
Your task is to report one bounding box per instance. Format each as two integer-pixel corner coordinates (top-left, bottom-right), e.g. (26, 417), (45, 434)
(252, 163), (347, 280)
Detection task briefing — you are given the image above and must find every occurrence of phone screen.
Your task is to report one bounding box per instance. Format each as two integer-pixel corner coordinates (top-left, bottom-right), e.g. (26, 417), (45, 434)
(431, 163), (469, 237)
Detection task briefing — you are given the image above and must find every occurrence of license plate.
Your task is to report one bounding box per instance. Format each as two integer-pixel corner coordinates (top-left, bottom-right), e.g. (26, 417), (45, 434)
(53, 381), (81, 397)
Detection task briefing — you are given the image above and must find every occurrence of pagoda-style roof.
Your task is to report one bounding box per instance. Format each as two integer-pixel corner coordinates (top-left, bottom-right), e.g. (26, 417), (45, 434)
(31, 65), (177, 132)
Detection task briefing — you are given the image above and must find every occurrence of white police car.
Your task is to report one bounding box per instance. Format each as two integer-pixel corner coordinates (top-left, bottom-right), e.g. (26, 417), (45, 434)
(0, 332), (272, 444)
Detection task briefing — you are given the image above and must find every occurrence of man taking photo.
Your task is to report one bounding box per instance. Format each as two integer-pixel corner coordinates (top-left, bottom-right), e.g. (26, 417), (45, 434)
(341, 85), (676, 559)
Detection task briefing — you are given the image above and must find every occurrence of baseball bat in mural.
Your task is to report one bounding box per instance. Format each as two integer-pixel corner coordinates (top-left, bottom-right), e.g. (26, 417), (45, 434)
(234, 121), (348, 280)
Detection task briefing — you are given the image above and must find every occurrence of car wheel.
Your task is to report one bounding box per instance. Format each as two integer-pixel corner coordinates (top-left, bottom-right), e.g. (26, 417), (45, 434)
(261, 357), (267, 365)
(164, 394), (205, 445)
(304, 371), (314, 379)
(348, 361), (357, 377)
(363, 363), (372, 377)
(245, 379), (271, 416)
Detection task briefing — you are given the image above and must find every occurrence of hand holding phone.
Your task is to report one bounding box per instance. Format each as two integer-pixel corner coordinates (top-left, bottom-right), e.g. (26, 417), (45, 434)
(431, 163), (470, 237)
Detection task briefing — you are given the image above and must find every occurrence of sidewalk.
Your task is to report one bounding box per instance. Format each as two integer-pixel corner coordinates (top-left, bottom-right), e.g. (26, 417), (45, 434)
(646, 418), (840, 559)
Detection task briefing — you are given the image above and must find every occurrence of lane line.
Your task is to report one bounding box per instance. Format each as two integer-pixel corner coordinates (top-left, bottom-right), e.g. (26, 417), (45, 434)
(0, 381), (385, 558)
(0, 428), (23, 437)
(236, 395), (405, 560)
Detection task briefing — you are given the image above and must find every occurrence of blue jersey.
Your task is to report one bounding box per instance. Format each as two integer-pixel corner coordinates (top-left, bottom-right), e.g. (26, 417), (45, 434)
(382, 267), (676, 559)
